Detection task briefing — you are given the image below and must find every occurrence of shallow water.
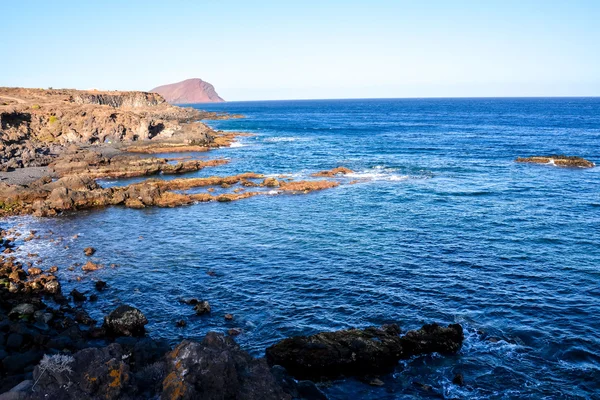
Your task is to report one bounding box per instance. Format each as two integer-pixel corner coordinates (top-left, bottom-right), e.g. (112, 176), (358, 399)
(5, 98), (600, 399)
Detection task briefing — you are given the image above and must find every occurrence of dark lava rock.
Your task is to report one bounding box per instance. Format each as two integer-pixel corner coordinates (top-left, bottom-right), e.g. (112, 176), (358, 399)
(6, 333), (24, 349)
(176, 320), (186, 327)
(74, 309), (95, 325)
(103, 305), (148, 337)
(31, 343), (130, 400)
(193, 300), (211, 315)
(8, 304), (36, 319)
(95, 280), (107, 291)
(3, 350), (43, 374)
(83, 247), (96, 256)
(70, 289), (86, 302)
(453, 373), (465, 386)
(271, 365), (327, 400)
(265, 323), (463, 381)
(89, 294), (98, 302)
(400, 323), (464, 358)
(161, 333), (290, 400)
(179, 298), (199, 305)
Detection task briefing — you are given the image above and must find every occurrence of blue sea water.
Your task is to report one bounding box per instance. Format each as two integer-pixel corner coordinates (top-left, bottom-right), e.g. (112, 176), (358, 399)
(6, 98), (600, 399)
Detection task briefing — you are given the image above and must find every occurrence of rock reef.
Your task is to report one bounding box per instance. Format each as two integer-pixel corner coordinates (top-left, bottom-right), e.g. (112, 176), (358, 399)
(0, 172), (342, 217)
(516, 155), (595, 168)
(265, 323), (463, 381)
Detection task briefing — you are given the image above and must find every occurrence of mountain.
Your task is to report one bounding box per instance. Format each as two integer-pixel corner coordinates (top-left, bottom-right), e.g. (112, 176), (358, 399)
(150, 78), (224, 104)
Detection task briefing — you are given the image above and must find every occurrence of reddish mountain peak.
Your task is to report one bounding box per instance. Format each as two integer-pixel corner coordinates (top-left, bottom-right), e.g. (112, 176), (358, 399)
(151, 78), (224, 104)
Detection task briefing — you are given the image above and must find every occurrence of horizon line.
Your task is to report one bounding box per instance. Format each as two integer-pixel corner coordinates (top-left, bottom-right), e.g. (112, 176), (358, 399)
(184, 95), (600, 104)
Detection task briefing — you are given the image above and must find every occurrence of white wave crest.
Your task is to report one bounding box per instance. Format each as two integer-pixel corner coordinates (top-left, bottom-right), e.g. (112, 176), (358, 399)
(263, 137), (305, 143)
(346, 170), (409, 182)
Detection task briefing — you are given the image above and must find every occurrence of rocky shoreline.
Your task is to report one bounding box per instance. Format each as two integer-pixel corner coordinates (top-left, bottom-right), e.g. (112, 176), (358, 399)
(0, 226), (465, 398)
(0, 87), (468, 398)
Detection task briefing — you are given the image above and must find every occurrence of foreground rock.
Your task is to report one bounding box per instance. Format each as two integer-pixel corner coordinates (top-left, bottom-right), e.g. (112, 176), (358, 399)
(161, 334), (290, 400)
(265, 323), (463, 381)
(25, 332), (325, 400)
(516, 155), (595, 168)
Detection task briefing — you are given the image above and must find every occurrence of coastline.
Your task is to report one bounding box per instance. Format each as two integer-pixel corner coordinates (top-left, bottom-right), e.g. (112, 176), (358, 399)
(0, 88), (465, 398)
(2, 92), (596, 398)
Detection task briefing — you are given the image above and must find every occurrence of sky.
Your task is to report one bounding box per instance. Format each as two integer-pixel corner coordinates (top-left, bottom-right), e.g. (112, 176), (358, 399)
(1, 1), (599, 100)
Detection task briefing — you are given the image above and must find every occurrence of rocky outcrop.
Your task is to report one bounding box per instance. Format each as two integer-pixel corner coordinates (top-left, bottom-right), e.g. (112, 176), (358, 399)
(151, 78), (224, 104)
(49, 150), (229, 179)
(265, 323), (464, 381)
(71, 91), (165, 108)
(0, 87), (236, 171)
(516, 155), (595, 168)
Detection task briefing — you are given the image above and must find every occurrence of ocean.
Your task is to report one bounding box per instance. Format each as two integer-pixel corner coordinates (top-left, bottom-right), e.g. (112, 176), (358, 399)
(7, 98), (600, 398)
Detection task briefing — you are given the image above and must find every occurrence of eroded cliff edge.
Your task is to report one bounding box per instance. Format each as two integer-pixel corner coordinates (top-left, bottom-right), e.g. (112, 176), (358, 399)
(0, 87), (234, 171)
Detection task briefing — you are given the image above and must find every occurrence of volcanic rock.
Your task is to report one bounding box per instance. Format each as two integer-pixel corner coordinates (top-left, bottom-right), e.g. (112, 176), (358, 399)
(193, 301), (211, 315)
(265, 323), (463, 381)
(161, 333), (289, 400)
(103, 305), (148, 337)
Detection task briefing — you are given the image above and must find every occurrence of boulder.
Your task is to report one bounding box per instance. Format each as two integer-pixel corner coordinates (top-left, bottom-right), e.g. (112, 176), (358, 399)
(82, 260), (102, 272)
(70, 289), (86, 302)
(83, 247), (96, 256)
(44, 280), (61, 295)
(161, 333), (290, 400)
(9, 304), (36, 319)
(193, 301), (211, 315)
(103, 305), (148, 337)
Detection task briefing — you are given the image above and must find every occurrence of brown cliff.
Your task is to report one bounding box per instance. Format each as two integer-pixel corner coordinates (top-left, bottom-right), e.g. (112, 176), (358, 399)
(0, 87), (229, 171)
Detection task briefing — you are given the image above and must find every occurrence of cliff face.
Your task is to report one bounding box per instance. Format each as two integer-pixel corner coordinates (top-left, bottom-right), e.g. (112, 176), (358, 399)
(0, 87), (216, 170)
(151, 78), (225, 104)
(71, 91), (166, 108)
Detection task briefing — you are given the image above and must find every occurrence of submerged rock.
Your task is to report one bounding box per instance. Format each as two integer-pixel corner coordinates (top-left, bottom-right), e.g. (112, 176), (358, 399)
(103, 305), (148, 337)
(265, 323), (463, 381)
(83, 247), (96, 256)
(311, 166), (354, 177)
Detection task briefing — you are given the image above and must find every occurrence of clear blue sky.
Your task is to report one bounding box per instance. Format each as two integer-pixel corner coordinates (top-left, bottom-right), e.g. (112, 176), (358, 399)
(1, 1), (599, 100)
